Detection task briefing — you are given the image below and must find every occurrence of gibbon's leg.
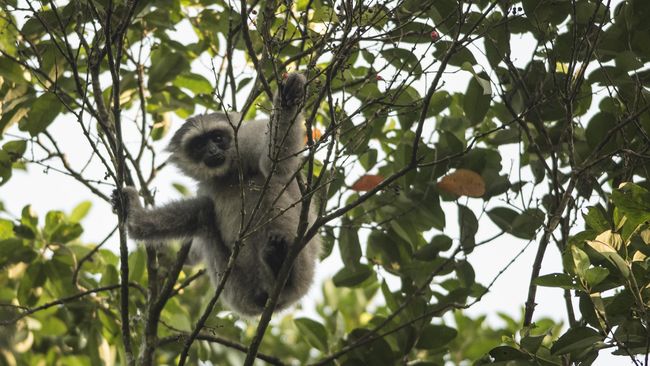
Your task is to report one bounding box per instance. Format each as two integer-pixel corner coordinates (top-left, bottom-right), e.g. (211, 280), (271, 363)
(264, 232), (289, 277)
(112, 187), (215, 242)
(260, 72), (307, 177)
(262, 202), (303, 287)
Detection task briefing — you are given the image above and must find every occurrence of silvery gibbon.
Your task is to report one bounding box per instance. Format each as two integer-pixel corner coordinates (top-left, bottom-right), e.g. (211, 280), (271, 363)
(112, 72), (320, 315)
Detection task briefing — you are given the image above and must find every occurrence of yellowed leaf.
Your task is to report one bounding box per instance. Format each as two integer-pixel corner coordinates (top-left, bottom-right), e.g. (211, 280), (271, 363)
(351, 174), (384, 192)
(586, 239), (616, 254)
(437, 169), (486, 198)
(593, 230), (623, 250)
(640, 229), (650, 244)
(303, 128), (323, 145)
(633, 251), (646, 262)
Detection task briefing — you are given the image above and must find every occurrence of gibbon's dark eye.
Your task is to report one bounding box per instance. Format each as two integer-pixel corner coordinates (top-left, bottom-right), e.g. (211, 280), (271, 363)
(205, 130), (230, 146)
(186, 135), (211, 162)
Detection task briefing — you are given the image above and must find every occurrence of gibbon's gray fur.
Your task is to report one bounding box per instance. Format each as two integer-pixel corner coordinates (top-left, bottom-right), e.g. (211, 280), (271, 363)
(113, 73), (320, 316)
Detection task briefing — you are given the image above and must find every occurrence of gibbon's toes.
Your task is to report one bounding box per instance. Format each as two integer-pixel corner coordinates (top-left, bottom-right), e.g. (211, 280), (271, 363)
(110, 189), (122, 214)
(268, 233), (289, 251)
(265, 233), (289, 276)
(253, 291), (269, 308)
(111, 187), (139, 215)
(281, 72), (306, 107)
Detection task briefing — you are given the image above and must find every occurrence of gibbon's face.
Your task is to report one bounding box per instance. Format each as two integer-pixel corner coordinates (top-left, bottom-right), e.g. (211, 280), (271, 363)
(168, 114), (236, 181)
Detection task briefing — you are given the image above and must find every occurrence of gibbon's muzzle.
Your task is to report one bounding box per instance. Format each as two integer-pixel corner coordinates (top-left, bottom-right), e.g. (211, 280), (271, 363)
(204, 153), (225, 167)
(203, 141), (225, 167)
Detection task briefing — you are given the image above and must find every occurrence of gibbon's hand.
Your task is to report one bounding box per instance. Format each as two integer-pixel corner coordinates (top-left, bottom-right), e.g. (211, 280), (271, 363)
(280, 73), (306, 108)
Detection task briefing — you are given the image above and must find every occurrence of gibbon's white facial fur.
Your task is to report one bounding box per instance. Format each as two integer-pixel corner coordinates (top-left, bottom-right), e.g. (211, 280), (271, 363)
(113, 73), (320, 316)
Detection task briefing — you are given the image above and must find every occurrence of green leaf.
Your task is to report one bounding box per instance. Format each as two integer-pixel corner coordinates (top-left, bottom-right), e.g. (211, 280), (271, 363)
(520, 333), (546, 354)
(571, 246), (591, 277)
(413, 244), (438, 261)
(585, 240), (630, 278)
(522, 0), (570, 25)
(0, 150), (12, 185)
(386, 21), (436, 44)
(381, 281), (398, 311)
(44, 258), (76, 297)
(172, 182), (190, 196)
(69, 201), (92, 223)
(0, 219), (13, 240)
(415, 324), (457, 349)
(0, 57), (27, 84)
(380, 48), (423, 76)
(0, 14), (18, 56)
(575, 1), (609, 25)
(529, 158), (545, 184)
(353, 83), (382, 101)
(128, 248), (146, 282)
(173, 73), (213, 95)
(332, 265), (373, 287)
(612, 183), (650, 223)
(100, 265), (119, 287)
(551, 327), (603, 355)
(347, 329), (396, 364)
(426, 91), (452, 117)
(489, 346), (529, 362)
(615, 51), (643, 71)
(18, 261), (46, 306)
(458, 205), (477, 253)
(583, 206), (610, 232)
(585, 112), (617, 154)
(2, 140), (27, 160)
(430, 234), (452, 251)
(13, 224), (35, 239)
(367, 230), (404, 267)
(534, 273), (576, 289)
(21, 205), (38, 229)
(339, 217), (362, 266)
(434, 41), (477, 66)
(484, 17), (510, 67)
(237, 77), (253, 92)
(455, 260), (475, 288)
(44, 211), (65, 240)
(359, 149), (378, 170)
(19, 93), (63, 136)
(150, 113), (171, 141)
(0, 238), (37, 267)
(487, 207), (518, 232)
(463, 76), (491, 124)
(511, 209), (545, 240)
(50, 222), (83, 243)
(149, 46), (191, 91)
(294, 318), (329, 352)
(414, 234), (452, 261)
(40, 316), (68, 336)
(583, 267), (609, 288)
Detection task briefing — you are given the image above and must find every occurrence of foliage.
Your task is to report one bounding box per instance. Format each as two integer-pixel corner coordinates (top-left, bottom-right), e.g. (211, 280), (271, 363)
(0, 0), (649, 365)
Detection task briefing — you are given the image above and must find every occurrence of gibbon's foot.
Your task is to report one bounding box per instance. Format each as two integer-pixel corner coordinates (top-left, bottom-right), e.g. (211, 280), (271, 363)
(253, 290), (269, 308)
(280, 72), (306, 108)
(266, 232), (290, 276)
(110, 189), (125, 215)
(111, 187), (139, 215)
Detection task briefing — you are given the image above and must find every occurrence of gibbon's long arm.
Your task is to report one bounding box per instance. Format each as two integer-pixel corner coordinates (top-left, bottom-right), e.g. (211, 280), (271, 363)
(113, 187), (215, 241)
(260, 73), (306, 178)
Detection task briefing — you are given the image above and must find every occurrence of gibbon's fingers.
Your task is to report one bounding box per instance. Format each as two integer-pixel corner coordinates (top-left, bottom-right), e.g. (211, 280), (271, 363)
(280, 72), (306, 108)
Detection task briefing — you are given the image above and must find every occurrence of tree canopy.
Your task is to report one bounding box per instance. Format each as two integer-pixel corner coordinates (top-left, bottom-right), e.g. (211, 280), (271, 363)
(1, 0), (650, 365)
